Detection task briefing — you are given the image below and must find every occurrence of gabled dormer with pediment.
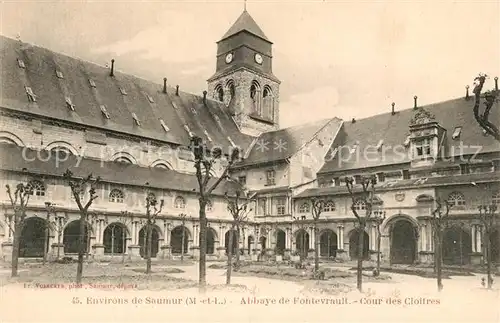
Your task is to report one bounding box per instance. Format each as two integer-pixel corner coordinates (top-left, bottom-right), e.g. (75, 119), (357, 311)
(409, 100), (446, 168)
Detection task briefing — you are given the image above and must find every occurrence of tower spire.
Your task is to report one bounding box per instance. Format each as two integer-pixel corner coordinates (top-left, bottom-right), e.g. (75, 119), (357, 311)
(244, 0), (247, 12)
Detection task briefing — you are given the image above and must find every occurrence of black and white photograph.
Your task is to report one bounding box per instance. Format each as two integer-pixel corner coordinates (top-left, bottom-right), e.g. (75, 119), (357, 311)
(0, 1), (499, 322)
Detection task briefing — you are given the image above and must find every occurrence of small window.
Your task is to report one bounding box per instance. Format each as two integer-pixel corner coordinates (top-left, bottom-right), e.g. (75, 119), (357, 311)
(17, 58), (25, 68)
(258, 198), (267, 215)
(493, 160), (500, 172)
(203, 130), (213, 142)
(333, 177), (340, 186)
(119, 87), (127, 95)
(65, 97), (75, 111)
(350, 143), (358, 154)
(174, 196), (186, 209)
(100, 105), (110, 119)
(109, 189), (124, 203)
(89, 78), (96, 88)
(147, 94), (155, 103)
(25, 86), (37, 102)
(55, 70), (64, 79)
(353, 199), (366, 211)
(354, 175), (362, 184)
(447, 192), (466, 208)
(377, 172), (385, 183)
(415, 138), (431, 157)
(238, 176), (246, 185)
(276, 197), (286, 215)
(402, 170), (410, 180)
(132, 113), (141, 126)
(299, 202), (310, 213)
(323, 201), (336, 212)
(492, 191), (500, 205)
(460, 164), (470, 175)
(160, 119), (169, 132)
(29, 180), (46, 197)
(452, 127), (462, 140)
(266, 169), (276, 185)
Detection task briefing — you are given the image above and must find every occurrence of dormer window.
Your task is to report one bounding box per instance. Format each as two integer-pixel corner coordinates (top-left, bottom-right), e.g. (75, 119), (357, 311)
(376, 140), (384, 151)
(65, 96), (75, 111)
(160, 119), (169, 132)
(190, 107), (198, 115)
(100, 105), (110, 119)
(415, 138), (431, 157)
(89, 78), (96, 88)
(25, 86), (36, 102)
(452, 126), (462, 140)
(132, 113), (141, 126)
(17, 58), (26, 68)
(119, 87), (127, 95)
(350, 142), (359, 154)
(55, 70), (64, 79)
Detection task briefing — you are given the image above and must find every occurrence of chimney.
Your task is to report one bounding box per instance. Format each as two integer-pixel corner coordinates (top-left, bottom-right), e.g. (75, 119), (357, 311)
(110, 59), (115, 77)
(391, 102), (396, 115)
(175, 85), (179, 96)
(465, 85), (470, 100)
(413, 96), (418, 109)
(351, 118), (356, 124)
(203, 90), (207, 104)
(495, 77), (498, 91)
(163, 78), (167, 93)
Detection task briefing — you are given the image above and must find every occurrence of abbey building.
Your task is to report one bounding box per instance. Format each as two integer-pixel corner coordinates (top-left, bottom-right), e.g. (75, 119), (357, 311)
(0, 10), (499, 266)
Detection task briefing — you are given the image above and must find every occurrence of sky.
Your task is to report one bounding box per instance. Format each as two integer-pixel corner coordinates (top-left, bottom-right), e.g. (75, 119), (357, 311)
(1, 0), (499, 128)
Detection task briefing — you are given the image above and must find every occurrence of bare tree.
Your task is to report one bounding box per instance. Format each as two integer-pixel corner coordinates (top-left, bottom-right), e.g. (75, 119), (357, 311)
(310, 197), (326, 273)
(191, 135), (240, 292)
(179, 213), (187, 263)
(51, 209), (68, 261)
(345, 175), (377, 292)
(472, 74), (500, 141)
(144, 190), (164, 274)
(431, 197), (450, 292)
(5, 182), (33, 277)
(63, 170), (100, 284)
(478, 204), (498, 289)
(225, 190), (253, 284)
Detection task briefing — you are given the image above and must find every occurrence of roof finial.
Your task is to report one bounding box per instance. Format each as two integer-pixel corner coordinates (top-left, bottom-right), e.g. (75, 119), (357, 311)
(244, 0), (247, 11)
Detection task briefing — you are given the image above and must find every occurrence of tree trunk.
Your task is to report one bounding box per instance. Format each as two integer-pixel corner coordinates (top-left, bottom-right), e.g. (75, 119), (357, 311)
(146, 222), (153, 274)
(235, 226), (240, 268)
(76, 213), (86, 284)
(376, 226), (381, 276)
(435, 227), (443, 292)
(485, 232), (492, 289)
(356, 225), (365, 292)
(314, 225), (319, 272)
(11, 222), (22, 278)
(181, 222), (185, 263)
(122, 234), (126, 264)
(198, 198), (207, 293)
(226, 228), (234, 285)
(57, 231), (61, 261)
(43, 216), (49, 265)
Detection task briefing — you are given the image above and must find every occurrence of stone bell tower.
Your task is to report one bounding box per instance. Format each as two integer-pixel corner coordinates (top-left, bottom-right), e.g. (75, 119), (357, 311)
(207, 9), (281, 136)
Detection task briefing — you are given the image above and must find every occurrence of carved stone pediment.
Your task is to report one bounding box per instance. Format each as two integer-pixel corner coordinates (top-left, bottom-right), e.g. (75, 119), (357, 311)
(410, 107), (436, 126)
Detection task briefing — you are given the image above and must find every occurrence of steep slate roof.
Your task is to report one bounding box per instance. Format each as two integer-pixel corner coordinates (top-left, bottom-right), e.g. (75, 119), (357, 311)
(0, 144), (241, 196)
(0, 35), (254, 151)
(219, 10), (270, 43)
(295, 171), (500, 199)
(236, 118), (342, 167)
(319, 97), (500, 174)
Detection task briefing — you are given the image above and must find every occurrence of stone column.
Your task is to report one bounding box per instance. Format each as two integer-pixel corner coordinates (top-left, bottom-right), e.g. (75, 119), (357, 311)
(336, 225), (342, 249)
(476, 226), (482, 253)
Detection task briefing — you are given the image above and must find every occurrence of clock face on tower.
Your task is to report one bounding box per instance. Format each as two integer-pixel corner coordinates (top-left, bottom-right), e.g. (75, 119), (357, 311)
(225, 53), (233, 64)
(254, 53), (263, 64)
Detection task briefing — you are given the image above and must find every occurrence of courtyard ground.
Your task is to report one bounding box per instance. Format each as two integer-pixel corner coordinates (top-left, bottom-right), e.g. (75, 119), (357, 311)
(0, 260), (498, 323)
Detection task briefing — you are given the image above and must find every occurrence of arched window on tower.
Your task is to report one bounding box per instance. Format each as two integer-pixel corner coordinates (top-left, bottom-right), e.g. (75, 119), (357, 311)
(250, 80), (261, 115)
(262, 85), (274, 121)
(214, 84), (224, 102)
